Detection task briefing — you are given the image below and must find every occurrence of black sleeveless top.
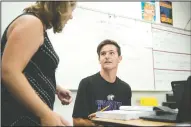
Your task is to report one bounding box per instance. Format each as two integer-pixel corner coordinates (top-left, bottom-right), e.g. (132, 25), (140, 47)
(1, 13), (59, 126)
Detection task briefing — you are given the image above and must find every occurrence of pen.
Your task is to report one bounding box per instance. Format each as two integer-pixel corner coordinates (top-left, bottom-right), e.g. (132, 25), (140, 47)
(100, 105), (110, 112)
(88, 105), (110, 119)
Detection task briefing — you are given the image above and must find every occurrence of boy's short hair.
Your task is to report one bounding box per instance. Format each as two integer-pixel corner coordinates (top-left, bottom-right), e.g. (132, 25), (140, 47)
(97, 39), (121, 56)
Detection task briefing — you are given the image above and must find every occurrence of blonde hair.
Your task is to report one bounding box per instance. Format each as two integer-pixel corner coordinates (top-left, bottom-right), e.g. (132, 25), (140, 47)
(24, 1), (76, 33)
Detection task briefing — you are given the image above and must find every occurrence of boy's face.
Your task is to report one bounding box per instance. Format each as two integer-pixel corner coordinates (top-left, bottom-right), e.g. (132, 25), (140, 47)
(99, 44), (122, 71)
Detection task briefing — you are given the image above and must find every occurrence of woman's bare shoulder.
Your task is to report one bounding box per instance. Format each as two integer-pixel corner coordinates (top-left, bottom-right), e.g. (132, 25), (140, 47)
(7, 14), (44, 37)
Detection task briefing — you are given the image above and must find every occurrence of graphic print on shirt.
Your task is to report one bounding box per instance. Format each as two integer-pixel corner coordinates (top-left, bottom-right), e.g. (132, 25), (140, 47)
(95, 94), (122, 111)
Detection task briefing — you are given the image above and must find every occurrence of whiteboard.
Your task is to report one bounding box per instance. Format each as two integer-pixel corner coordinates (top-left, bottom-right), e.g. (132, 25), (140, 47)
(153, 51), (191, 71)
(152, 25), (191, 54)
(152, 24), (191, 91)
(154, 70), (191, 91)
(118, 47), (154, 90)
(48, 7), (154, 90)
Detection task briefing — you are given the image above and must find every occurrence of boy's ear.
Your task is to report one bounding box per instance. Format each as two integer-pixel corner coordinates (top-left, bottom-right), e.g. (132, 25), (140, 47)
(98, 56), (101, 63)
(118, 56), (122, 63)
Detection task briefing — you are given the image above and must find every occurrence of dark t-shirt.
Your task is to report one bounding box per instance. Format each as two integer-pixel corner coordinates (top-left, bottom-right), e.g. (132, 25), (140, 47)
(72, 72), (132, 119)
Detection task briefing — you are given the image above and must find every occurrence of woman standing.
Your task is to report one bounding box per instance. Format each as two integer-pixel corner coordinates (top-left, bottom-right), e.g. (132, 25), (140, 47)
(1, 1), (76, 126)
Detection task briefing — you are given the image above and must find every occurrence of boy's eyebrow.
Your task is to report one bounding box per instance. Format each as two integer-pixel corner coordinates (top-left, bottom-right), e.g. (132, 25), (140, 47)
(100, 50), (115, 53)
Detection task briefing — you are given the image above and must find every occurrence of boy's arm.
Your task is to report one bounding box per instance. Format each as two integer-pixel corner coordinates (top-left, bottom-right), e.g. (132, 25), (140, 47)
(72, 79), (94, 126)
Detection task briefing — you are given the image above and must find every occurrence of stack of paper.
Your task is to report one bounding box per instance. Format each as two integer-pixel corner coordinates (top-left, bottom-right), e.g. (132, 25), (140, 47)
(119, 106), (153, 112)
(96, 110), (155, 120)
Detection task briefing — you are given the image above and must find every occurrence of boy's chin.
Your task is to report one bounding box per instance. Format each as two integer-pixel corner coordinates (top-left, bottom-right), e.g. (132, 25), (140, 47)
(103, 66), (114, 70)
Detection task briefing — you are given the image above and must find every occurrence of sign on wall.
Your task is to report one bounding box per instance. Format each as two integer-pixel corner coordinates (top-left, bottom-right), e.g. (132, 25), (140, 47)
(141, 2), (156, 22)
(160, 1), (173, 25)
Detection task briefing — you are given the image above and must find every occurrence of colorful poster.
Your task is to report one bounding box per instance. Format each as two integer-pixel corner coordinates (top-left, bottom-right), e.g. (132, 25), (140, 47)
(160, 1), (173, 25)
(141, 2), (156, 22)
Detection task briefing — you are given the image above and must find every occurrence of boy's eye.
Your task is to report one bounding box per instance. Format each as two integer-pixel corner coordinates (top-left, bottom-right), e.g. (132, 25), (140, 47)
(109, 52), (115, 55)
(100, 52), (106, 56)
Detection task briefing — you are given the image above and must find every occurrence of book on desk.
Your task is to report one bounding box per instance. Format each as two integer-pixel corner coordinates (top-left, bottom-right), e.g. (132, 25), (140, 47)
(96, 109), (155, 120)
(95, 105), (178, 121)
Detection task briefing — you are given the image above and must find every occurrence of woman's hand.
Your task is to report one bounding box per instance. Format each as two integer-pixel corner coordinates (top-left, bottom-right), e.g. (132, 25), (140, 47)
(56, 85), (72, 105)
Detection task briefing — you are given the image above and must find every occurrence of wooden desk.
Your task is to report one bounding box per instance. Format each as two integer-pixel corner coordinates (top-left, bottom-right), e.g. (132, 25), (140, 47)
(92, 117), (176, 126)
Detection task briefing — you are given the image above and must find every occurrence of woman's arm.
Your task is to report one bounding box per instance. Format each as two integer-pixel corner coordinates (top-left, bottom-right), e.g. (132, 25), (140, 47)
(1, 15), (62, 125)
(56, 85), (62, 94)
(73, 118), (95, 126)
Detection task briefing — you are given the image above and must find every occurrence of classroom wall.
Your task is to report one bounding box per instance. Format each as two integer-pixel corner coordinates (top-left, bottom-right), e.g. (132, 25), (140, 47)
(53, 2), (191, 124)
(77, 2), (191, 30)
(1, 1), (191, 125)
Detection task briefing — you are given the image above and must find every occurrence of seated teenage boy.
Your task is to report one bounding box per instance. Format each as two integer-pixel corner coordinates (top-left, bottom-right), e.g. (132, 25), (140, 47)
(72, 39), (132, 126)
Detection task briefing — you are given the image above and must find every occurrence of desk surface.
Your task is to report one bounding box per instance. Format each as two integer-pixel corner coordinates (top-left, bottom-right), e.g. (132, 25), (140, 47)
(92, 117), (176, 126)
